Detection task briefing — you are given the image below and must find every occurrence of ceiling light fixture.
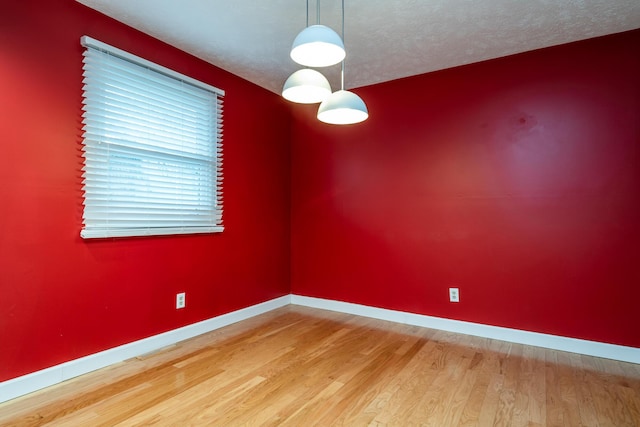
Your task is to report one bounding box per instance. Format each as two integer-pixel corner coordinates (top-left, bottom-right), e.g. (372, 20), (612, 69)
(317, 87), (368, 124)
(282, 1), (333, 104)
(290, 0), (345, 68)
(282, 68), (332, 103)
(317, 0), (368, 125)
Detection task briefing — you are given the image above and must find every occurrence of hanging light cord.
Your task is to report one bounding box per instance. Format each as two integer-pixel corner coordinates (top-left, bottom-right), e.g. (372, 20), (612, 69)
(306, 0), (309, 27)
(341, 0), (345, 90)
(317, 0), (320, 25)
(341, 0), (345, 45)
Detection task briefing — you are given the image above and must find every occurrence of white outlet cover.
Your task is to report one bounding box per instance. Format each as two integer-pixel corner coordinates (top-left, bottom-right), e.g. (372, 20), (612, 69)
(176, 292), (186, 309)
(449, 288), (460, 303)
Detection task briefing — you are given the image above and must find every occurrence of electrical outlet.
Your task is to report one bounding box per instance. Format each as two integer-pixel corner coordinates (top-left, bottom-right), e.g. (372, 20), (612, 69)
(176, 292), (186, 309)
(449, 288), (460, 303)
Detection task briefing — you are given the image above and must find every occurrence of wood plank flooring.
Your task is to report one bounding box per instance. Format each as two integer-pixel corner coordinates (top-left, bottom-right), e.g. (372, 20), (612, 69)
(1, 305), (639, 426)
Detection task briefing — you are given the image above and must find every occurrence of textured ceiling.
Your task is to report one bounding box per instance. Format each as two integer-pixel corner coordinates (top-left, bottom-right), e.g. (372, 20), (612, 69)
(76, 0), (640, 94)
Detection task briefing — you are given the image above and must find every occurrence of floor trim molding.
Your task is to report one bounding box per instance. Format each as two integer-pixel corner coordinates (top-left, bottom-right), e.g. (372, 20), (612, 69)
(0, 295), (291, 404)
(3, 293), (638, 404)
(291, 295), (640, 365)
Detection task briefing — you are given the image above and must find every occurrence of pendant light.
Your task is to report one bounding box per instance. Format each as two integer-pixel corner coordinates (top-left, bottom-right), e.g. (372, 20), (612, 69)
(317, 89), (368, 124)
(317, 66), (368, 124)
(282, 68), (332, 103)
(282, 1), (332, 104)
(317, 0), (368, 124)
(290, 1), (345, 68)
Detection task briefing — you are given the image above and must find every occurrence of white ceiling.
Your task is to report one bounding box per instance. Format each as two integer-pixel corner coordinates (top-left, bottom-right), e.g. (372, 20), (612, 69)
(76, 0), (640, 94)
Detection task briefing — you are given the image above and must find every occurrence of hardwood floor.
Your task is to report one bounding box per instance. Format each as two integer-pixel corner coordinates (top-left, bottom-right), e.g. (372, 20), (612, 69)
(1, 305), (639, 426)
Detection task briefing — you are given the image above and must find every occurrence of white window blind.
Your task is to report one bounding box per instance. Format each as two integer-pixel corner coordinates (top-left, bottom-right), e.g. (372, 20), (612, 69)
(80, 36), (224, 239)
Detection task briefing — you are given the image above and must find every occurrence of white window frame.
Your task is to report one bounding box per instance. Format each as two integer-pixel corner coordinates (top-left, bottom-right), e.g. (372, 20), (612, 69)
(80, 36), (224, 239)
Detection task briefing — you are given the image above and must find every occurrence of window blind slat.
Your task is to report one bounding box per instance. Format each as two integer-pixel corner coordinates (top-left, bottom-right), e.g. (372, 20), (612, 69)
(80, 85), (216, 127)
(83, 53), (217, 101)
(80, 37), (224, 239)
(81, 126), (214, 158)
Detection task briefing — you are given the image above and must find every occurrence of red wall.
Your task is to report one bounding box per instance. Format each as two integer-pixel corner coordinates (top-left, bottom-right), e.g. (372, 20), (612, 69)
(0, 1), (291, 381)
(1, 2), (638, 384)
(291, 30), (640, 348)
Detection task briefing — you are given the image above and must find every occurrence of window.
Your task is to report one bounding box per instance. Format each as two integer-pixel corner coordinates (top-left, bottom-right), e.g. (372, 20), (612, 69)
(80, 36), (224, 238)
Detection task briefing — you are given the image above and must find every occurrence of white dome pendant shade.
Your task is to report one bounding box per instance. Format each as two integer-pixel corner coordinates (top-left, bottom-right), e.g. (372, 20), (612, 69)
(290, 24), (345, 68)
(317, 89), (368, 125)
(282, 69), (332, 104)
(286, 0), (367, 125)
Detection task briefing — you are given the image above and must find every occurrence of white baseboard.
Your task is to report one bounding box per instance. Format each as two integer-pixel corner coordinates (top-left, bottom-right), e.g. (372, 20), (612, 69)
(0, 295), (291, 404)
(291, 295), (640, 365)
(3, 293), (638, 404)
